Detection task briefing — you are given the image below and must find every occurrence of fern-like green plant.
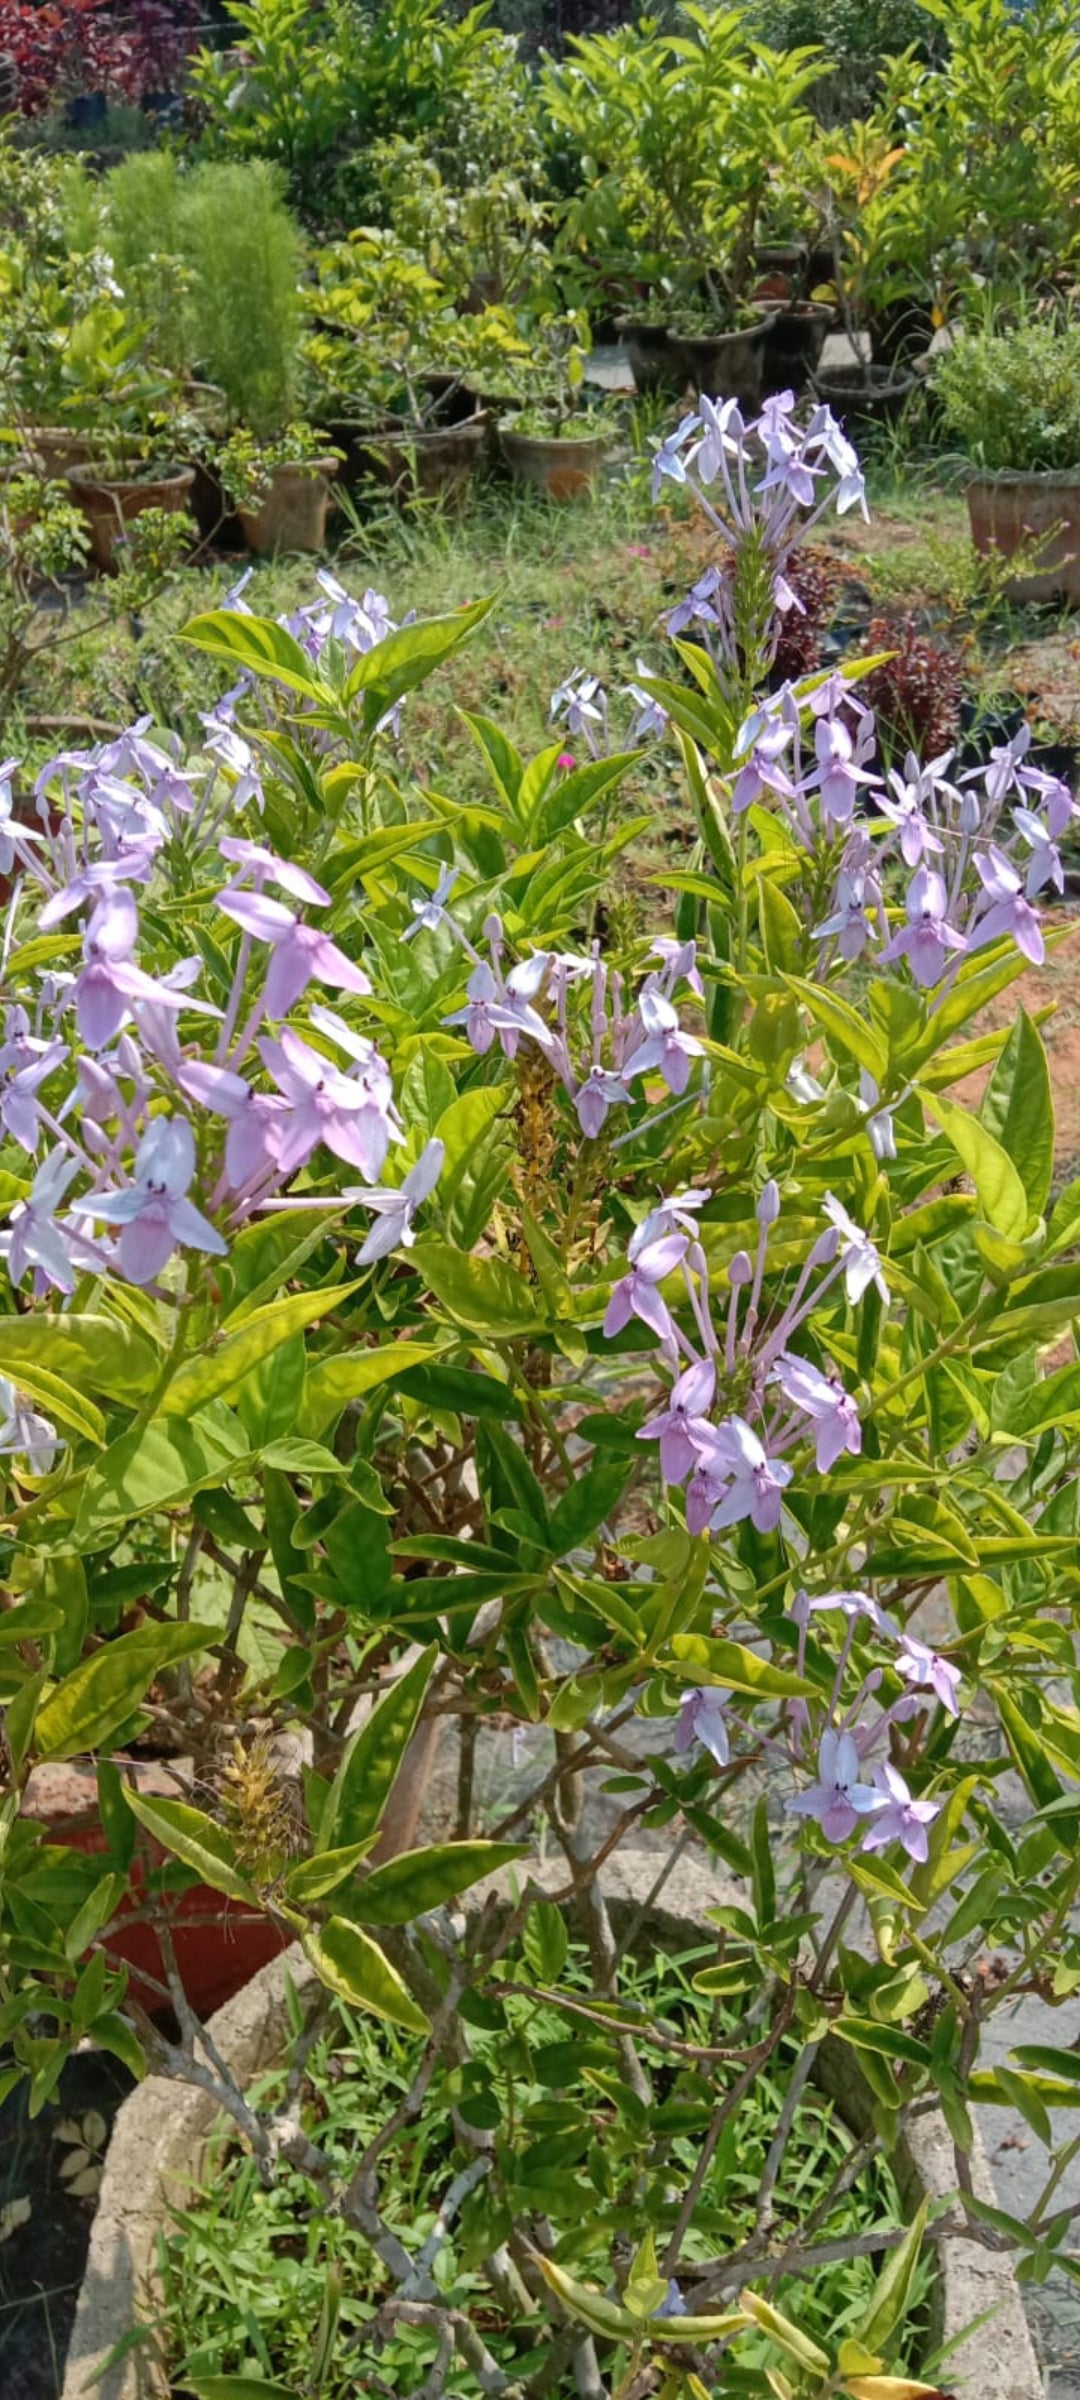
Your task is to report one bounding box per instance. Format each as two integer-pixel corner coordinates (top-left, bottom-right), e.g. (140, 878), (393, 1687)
(99, 153), (190, 375)
(177, 161), (303, 436)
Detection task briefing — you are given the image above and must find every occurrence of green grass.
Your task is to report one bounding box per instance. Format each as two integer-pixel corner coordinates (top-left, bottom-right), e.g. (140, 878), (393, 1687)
(13, 442), (1062, 784)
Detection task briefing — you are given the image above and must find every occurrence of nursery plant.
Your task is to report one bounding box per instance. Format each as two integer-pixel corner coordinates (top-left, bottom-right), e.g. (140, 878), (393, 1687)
(3, 392), (1080, 2400)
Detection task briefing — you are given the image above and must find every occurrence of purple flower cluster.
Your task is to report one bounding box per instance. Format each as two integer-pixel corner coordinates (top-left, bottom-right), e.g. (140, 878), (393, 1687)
(606, 1179), (884, 1535)
(438, 916), (705, 1138)
(0, 580), (443, 1469)
(676, 1591), (958, 1863)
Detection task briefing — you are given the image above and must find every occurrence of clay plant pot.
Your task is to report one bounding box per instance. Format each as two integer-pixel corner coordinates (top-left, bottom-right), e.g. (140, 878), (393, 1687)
(757, 301), (834, 397)
(359, 413), (488, 506)
(672, 318), (772, 411)
(65, 461), (195, 574)
(615, 316), (688, 397)
(236, 457), (338, 555)
(28, 426), (96, 479)
(810, 364), (917, 433)
(498, 421), (608, 501)
(965, 469), (1080, 604)
(186, 456), (246, 553)
(750, 241), (808, 303)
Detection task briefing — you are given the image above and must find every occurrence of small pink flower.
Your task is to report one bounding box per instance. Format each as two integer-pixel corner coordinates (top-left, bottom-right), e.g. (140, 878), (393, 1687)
(557, 751), (576, 771)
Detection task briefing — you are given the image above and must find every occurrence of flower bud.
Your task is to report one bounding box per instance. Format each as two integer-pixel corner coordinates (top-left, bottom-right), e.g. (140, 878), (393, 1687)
(756, 1179), (780, 1226)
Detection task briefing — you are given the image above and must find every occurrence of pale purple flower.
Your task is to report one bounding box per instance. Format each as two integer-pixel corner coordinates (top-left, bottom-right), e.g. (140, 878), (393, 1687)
(787, 1728), (886, 1843)
(638, 1357), (716, 1482)
(708, 1415), (793, 1534)
(859, 1069), (896, 1162)
(87, 1116), (227, 1285)
(260, 1030), (397, 1180)
(814, 866), (881, 961)
(810, 713), (878, 827)
(647, 937), (704, 999)
(217, 836), (329, 907)
(352, 1139), (444, 1264)
(178, 1058), (283, 1190)
(628, 991), (704, 1096)
(859, 1761), (940, 1863)
(38, 849), (157, 931)
(895, 1634), (960, 1717)
(771, 1352), (861, 1471)
(667, 566), (723, 638)
(652, 413), (700, 498)
(877, 760), (947, 867)
(624, 667), (669, 743)
(803, 1589), (896, 1637)
(444, 962), (549, 1059)
(603, 1233), (686, 1343)
(674, 1685), (730, 1766)
(576, 1065), (632, 1138)
(1013, 806), (1064, 899)
(0, 1376), (59, 1475)
(550, 670), (606, 741)
(628, 1186), (711, 1262)
(73, 912), (198, 1051)
(981, 722), (1031, 807)
(655, 2280), (689, 2320)
(822, 1194), (888, 1305)
(880, 864), (965, 988)
(972, 848), (1045, 965)
(216, 889), (372, 1017)
(3, 1151), (81, 1292)
(402, 865), (460, 939)
(0, 1041), (67, 1153)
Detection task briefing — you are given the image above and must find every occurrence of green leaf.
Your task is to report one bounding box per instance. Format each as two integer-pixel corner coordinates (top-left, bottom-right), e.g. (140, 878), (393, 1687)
(858, 2197), (929, 2355)
(344, 600), (493, 716)
(35, 1623), (216, 1758)
(183, 609), (328, 704)
(539, 2258), (637, 2341)
(922, 1091), (1029, 1239)
(317, 1646), (437, 1853)
(0, 1312), (157, 1400)
(0, 1360), (105, 1448)
(534, 752), (637, 845)
(349, 1841), (527, 1926)
(411, 1241), (543, 1336)
(189, 2381), (294, 2400)
(75, 1411), (249, 1542)
(981, 1007), (1054, 1218)
(784, 974), (888, 1079)
(740, 2290), (831, 2372)
(671, 1632), (811, 1698)
(122, 1792), (260, 1904)
(161, 1286), (357, 1418)
(300, 1341), (441, 1437)
(302, 1918), (428, 2033)
(283, 1840), (377, 1904)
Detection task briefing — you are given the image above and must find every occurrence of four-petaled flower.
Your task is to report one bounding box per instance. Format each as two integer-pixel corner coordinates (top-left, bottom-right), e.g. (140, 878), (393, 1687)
(772, 1351), (862, 1471)
(352, 1139), (444, 1264)
(787, 1729), (886, 1843)
(86, 1116), (227, 1285)
(859, 1761), (940, 1863)
(674, 1684), (731, 1766)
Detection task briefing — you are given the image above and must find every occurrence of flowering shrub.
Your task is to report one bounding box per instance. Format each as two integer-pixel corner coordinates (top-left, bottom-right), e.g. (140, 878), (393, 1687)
(3, 397), (1080, 2395)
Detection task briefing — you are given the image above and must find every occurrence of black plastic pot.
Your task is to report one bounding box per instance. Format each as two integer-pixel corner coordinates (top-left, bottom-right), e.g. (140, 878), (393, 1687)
(758, 302), (834, 397)
(810, 365), (917, 433)
(672, 320), (772, 411)
(615, 318), (688, 398)
(65, 90), (107, 131)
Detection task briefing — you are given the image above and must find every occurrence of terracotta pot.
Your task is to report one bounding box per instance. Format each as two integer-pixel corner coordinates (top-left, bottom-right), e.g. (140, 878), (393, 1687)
(24, 1759), (286, 2021)
(810, 365), (917, 433)
(672, 319), (772, 410)
(28, 427), (96, 479)
(757, 301), (834, 397)
(966, 469), (1080, 603)
(615, 317), (688, 397)
(499, 422), (608, 500)
(359, 414), (488, 506)
(236, 457), (338, 555)
(65, 461), (195, 574)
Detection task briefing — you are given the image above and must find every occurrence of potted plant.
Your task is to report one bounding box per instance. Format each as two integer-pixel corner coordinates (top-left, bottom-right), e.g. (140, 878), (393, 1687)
(807, 130), (926, 425)
(934, 315), (1080, 601)
(307, 231), (504, 506)
(498, 314), (614, 498)
(216, 422), (339, 555)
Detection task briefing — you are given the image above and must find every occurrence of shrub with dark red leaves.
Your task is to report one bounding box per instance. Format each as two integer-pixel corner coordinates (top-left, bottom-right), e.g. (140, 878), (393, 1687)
(862, 610), (965, 765)
(771, 547), (838, 682)
(0, 0), (199, 113)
